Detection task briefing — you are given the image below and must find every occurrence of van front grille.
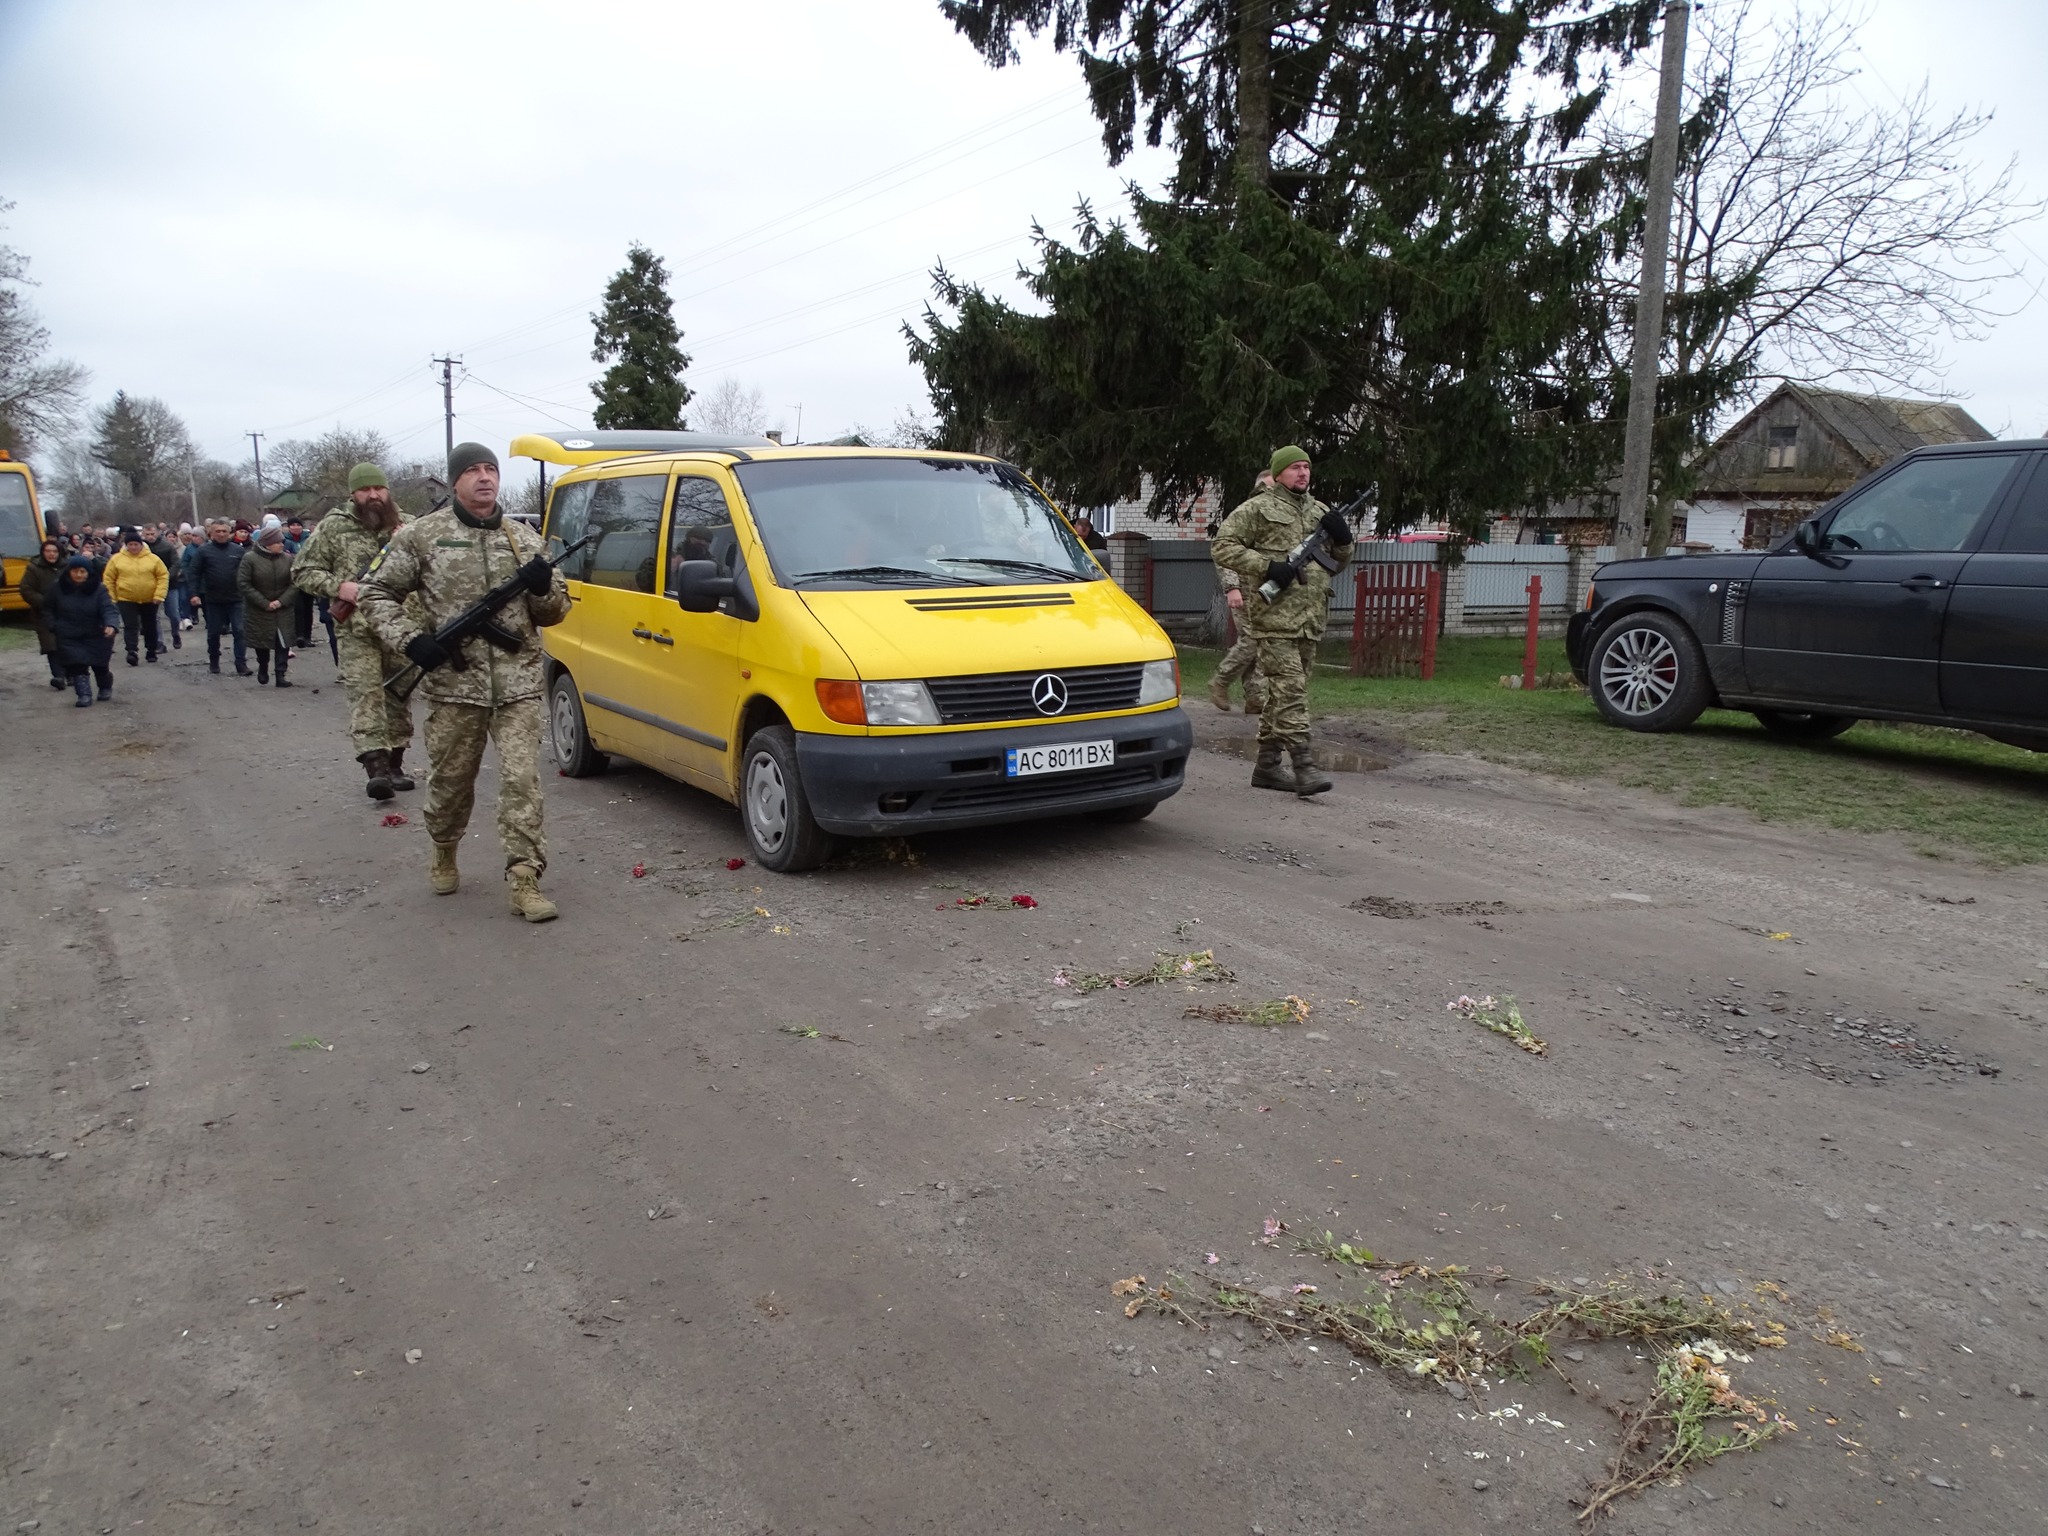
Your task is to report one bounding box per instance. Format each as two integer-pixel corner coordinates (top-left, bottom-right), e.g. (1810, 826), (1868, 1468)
(928, 763), (1160, 810)
(925, 663), (1145, 724)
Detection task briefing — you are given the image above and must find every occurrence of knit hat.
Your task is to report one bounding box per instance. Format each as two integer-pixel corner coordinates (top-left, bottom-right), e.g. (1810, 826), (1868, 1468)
(255, 521), (285, 549)
(448, 441), (499, 481)
(119, 525), (142, 544)
(1269, 445), (1310, 477)
(347, 462), (388, 492)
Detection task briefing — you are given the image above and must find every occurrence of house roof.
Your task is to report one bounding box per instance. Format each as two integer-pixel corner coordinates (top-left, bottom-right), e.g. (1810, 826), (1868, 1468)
(1788, 384), (1992, 467)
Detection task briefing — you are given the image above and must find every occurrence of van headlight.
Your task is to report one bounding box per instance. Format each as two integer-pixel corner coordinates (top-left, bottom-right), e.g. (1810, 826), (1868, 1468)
(861, 680), (942, 726)
(1136, 658), (1179, 706)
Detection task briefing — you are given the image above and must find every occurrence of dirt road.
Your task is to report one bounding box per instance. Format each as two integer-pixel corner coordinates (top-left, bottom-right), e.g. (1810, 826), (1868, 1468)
(4, 641), (2044, 1534)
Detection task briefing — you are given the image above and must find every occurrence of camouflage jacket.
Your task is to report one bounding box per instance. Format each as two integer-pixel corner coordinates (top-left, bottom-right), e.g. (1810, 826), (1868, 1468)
(292, 508), (414, 638)
(357, 508), (571, 707)
(1211, 483), (1353, 639)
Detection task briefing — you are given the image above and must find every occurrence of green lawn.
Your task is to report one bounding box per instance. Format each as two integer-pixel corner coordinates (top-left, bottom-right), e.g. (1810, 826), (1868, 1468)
(0, 614), (36, 653)
(1181, 636), (2048, 866)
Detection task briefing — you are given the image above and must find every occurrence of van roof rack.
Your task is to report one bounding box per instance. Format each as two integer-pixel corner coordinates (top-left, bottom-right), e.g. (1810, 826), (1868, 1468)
(509, 430), (777, 467)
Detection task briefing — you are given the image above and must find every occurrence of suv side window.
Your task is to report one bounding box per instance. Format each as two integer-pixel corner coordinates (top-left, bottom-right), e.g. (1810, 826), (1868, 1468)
(579, 473), (669, 592)
(1998, 458), (2048, 553)
(666, 475), (737, 593)
(1825, 454), (2021, 553)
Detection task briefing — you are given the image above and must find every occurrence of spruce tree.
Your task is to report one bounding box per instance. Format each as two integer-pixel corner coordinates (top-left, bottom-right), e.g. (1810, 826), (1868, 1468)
(916, 0), (1658, 534)
(590, 244), (691, 430)
(89, 390), (190, 496)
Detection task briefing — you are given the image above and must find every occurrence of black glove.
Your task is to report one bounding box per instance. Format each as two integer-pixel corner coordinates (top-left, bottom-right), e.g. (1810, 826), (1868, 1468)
(517, 555), (553, 596)
(1262, 560), (1298, 593)
(1318, 507), (1352, 544)
(404, 633), (449, 671)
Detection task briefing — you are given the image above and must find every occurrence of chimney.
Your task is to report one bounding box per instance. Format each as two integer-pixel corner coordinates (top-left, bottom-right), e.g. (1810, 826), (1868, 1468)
(764, 430), (784, 445)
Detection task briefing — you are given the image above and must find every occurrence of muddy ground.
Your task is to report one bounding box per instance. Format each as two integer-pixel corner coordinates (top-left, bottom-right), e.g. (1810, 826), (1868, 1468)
(3, 641), (2044, 1535)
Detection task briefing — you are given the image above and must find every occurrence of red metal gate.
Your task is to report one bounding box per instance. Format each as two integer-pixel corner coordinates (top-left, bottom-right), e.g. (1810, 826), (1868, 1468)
(1349, 563), (1440, 678)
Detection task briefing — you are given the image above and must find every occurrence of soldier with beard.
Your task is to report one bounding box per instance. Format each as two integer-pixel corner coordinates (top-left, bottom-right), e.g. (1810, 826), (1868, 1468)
(291, 464), (416, 799)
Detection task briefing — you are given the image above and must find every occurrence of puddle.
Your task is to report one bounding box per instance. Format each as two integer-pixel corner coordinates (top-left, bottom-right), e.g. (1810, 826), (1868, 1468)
(1204, 737), (1391, 773)
(1349, 896), (1515, 919)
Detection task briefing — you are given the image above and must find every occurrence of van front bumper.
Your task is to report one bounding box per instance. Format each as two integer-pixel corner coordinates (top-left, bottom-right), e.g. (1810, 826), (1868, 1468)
(794, 708), (1193, 837)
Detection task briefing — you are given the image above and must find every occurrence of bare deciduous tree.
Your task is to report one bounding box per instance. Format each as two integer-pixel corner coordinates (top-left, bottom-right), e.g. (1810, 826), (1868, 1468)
(267, 427), (397, 498)
(692, 377), (766, 436)
(1597, 1), (2038, 550)
(0, 203), (89, 455)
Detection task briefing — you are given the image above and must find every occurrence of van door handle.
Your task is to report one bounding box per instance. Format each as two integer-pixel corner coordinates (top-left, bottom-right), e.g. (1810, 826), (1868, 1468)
(651, 633), (675, 646)
(630, 626), (653, 639)
(1898, 575), (1948, 591)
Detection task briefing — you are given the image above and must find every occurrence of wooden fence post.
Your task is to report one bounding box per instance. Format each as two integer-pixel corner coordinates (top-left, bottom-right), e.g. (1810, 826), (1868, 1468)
(1522, 572), (1542, 691)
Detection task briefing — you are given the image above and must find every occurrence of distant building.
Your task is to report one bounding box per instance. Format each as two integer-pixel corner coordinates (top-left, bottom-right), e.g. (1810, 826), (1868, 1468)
(1686, 382), (1992, 549)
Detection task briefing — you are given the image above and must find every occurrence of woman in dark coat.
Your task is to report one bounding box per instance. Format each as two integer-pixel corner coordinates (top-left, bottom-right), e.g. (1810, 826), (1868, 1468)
(18, 538), (67, 688)
(236, 521), (297, 685)
(46, 555), (119, 707)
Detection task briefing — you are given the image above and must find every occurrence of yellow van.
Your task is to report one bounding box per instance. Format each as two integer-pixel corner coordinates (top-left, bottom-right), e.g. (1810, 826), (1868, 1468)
(0, 453), (48, 614)
(515, 430), (1190, 871)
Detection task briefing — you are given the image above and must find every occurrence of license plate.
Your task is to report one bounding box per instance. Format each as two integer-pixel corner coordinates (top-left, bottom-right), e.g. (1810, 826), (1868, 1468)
(1005, 739), (1115, 777)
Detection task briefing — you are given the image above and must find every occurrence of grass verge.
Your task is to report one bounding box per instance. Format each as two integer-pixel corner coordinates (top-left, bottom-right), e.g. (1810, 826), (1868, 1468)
(1181, 636), (2048, 865)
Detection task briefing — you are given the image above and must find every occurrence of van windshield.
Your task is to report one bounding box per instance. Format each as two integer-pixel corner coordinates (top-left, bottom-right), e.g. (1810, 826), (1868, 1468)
(0, 471), (39, 560)
(732, 457), (1104, 589)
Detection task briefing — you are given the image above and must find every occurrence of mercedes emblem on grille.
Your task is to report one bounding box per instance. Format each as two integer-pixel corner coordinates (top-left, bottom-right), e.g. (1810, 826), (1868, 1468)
(1030, 673), (1069, 715)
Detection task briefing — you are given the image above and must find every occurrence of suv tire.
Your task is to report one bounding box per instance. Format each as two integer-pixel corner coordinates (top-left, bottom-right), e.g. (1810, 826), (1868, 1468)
(1754, 709), (1857, 740)
(549, 671), (607, 778)
(741, 724), (835, 873)
(1588, 610), (1711, 732)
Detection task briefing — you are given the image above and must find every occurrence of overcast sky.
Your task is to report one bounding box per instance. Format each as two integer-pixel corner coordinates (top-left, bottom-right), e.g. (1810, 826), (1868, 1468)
(2, 0), (2042, 479)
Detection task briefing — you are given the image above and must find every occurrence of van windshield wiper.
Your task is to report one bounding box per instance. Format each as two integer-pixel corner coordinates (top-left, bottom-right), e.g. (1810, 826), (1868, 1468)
(788, 565), (979, 587)
(936, 557), (1088, 582)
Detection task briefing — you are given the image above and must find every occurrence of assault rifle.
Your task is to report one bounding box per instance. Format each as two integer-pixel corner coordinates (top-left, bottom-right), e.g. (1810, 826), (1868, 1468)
(383, 532), (593, 699)
(1256, 492), (1368, 603)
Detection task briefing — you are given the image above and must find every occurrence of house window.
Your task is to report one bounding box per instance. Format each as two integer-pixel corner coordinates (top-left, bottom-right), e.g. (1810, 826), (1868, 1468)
(1765, 424), (1799, 471)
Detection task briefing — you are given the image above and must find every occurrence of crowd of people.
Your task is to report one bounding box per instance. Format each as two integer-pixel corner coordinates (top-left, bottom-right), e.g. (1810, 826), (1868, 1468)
(19, 513), (340, 704)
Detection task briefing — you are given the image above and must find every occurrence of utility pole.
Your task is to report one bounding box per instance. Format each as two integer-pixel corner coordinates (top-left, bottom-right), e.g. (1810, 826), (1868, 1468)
(433, 355), (462, 463)
(1612, 0), (1690, 562)
(791, 403), (803, 445)
(247, 431), (265, 502)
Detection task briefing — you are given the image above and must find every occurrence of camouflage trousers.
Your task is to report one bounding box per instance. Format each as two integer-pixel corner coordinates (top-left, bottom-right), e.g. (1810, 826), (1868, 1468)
(337, 626), (414, 755)
(1253, 637), (1318, 748)
(1215, 632), (1264, 703)
(423, 697), (548, 874)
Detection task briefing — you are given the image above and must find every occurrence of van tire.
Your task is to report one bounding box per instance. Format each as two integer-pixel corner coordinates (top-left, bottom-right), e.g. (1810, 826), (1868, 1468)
(549, 671), (607, 778)
(1588, 610), (1711, 732)
(1753, 708), (1857, 739)
(741, 725), (834, 873)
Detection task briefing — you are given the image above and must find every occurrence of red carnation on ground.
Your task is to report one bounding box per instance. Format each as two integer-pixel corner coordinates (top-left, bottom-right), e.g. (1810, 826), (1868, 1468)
(631, 863), (647, 879)
(726, 857), (746, 871)
(380, 813), (408, 827)
(1010, 894), (1039, 909)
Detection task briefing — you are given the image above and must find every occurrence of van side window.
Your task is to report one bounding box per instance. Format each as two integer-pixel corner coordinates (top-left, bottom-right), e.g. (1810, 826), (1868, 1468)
(1999, 458), (2048, 554)
(579, 474), (669, 592)
(667, 475), (737, 593)
(545, 479), (595, 579)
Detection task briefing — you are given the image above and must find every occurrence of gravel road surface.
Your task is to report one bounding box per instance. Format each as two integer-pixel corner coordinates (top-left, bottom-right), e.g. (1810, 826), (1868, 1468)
(3, 643), (2043, 1534)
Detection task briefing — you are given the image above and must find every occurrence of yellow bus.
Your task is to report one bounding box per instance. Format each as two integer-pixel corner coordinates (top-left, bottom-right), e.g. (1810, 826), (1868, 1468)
(0, 453), (48, 614)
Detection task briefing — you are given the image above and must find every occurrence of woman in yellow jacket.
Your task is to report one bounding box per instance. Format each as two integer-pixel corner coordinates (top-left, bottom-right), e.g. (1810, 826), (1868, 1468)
(104, 526), (170, 666)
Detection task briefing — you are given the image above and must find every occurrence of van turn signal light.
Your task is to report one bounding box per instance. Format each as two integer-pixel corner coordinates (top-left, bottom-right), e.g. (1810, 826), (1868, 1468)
(815, 679), (865, 725)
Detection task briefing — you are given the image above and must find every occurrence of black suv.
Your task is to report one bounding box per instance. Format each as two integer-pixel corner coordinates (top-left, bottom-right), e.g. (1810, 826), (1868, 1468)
(1567, 440), (2048, 751)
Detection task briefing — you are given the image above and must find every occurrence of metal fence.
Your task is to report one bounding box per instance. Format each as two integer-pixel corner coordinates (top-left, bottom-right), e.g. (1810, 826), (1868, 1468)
(1462, 545), (1615, 612)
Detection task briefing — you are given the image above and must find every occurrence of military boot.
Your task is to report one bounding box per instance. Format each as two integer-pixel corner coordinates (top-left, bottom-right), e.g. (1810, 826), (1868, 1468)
(387, 747), (415, 792)
(359, 750), (395, 801)
(1289, 745), (1334, 797)
(429, 840), (460, 895)
(1250, 742), (1296, 791)
(506, 863), (558, 923)
(1207, 675), (1232, 712)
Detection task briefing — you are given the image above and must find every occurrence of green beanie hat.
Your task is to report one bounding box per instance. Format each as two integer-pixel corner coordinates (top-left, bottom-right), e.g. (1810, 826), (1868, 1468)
(448, 441), (499, 481)
(347, 462), (388, 492)
(1269, 445), (1310, 477)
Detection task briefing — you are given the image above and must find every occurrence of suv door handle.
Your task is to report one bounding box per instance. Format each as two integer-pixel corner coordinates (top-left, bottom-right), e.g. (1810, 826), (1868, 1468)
(651, 633), (675, 646)
(1898, 575), (1949, 591)
(630, 626), (653, 639)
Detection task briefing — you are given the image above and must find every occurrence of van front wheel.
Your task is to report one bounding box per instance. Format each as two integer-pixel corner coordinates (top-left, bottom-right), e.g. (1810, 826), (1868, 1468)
(741, 725), (834, 873)
(549, 671), (607, 778)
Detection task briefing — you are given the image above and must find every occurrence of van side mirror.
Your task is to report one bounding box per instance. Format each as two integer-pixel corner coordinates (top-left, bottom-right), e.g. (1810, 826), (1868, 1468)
(673, 559), (736, 613)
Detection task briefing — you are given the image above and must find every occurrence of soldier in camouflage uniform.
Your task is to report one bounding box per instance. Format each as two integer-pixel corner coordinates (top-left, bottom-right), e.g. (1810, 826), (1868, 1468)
(1211, 446), (1354, 795)
(291, 464), (416, 799)
(358, 443), (571, 922)
(1209, 471), (1269, 715)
